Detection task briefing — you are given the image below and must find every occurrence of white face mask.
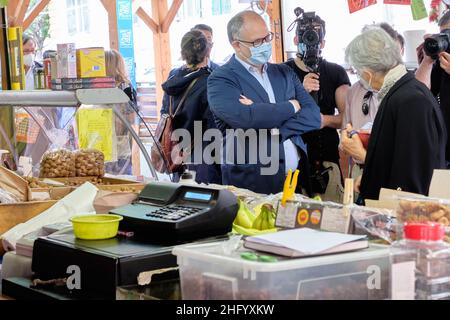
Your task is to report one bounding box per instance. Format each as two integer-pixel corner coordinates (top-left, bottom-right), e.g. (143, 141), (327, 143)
(23, 54), (35, 67)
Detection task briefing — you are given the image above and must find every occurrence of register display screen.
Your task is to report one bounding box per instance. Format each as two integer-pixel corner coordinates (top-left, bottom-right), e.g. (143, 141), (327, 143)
(184, 191), (212, 202)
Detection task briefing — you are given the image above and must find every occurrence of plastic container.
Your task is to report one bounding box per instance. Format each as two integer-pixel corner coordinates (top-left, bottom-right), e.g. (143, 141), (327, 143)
(173, 241), (391, 300)
(70, 214), (123, 240)
(396, 197), (450, 243)
(390, 223), (450, 300)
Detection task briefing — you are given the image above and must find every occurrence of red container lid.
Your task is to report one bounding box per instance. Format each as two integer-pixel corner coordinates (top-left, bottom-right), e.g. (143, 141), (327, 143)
(404, 222), (445, 242)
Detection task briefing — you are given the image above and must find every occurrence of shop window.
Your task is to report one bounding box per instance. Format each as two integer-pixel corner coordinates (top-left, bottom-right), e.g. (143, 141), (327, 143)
(66, 0), (90, 36)
(177, 0), (203, 19)
(212, 0), (231, 16)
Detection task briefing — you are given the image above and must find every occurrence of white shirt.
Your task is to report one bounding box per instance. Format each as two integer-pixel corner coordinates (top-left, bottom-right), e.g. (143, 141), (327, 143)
(235, 56), (300, 174)
(25, 67), (35, 91)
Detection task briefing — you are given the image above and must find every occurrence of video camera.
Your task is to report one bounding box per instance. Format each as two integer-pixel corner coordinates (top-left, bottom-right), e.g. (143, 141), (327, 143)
(290, 7), (326, 73)
(424, 29), (450, 60)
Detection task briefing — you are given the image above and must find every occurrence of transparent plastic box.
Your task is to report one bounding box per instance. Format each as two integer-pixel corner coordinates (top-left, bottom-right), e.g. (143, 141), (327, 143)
(173, 242), (391, 300)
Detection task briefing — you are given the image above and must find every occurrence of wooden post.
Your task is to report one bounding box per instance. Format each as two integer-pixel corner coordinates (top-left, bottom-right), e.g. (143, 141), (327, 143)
(260, 0), (284, 63)
(100, 0), (119, 50)
(151, 0), (172, 115)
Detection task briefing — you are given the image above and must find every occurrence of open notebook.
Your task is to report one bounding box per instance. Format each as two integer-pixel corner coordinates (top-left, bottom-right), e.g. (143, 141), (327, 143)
(244, 228), (368, 258)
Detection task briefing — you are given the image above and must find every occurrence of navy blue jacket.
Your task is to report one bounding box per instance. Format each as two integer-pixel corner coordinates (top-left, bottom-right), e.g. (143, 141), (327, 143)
(207, 55), (321, 194)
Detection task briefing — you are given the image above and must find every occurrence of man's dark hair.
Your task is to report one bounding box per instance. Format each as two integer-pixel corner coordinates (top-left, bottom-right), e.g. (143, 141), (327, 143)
(181, 30), (209, 67)
(439, 10), (450, 28)
(192, 24), (213, 35)
(22, 33), (36, 46)
(377, 23), (399, 41)
(397, 33), (405, 50)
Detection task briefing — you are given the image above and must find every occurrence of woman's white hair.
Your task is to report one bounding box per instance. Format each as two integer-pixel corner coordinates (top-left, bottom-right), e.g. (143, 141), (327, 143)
(345, 27), (403, 74)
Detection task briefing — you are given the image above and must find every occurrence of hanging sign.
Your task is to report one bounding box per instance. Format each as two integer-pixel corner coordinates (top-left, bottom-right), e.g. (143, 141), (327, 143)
(411, 0), (428, 20)
(348, 0), (378, 14)
(116, 0), (137, 89)
(384, 0), (411, 4)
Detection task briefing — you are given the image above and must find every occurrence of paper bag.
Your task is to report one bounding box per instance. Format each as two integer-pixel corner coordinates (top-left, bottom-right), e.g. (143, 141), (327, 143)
(93, 190), (137, 214)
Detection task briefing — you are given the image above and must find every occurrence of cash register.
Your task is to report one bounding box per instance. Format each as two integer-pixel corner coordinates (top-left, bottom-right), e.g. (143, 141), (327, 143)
(111, 182), (238, 242)
(2, 183), (238, 300)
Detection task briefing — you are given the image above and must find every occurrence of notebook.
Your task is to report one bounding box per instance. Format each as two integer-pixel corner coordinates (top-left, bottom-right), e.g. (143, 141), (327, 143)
(244, 228), (369, 258)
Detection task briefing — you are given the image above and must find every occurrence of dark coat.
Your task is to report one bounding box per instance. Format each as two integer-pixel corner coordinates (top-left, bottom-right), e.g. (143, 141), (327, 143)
(207, 55), (321, 195)
(360, 72), (447, 200)
(161, 66), (221, 184)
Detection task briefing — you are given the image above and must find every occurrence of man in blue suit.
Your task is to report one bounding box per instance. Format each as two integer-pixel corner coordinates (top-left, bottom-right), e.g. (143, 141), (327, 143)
(208, 11), (322, 195)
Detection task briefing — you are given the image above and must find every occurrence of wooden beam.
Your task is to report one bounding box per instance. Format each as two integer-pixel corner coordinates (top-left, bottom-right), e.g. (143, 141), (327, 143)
(100, 0), (119, 50)
(6, 0), (20, 26)
(152, 0), (172, 117)
(136, 7), (158, 34)
(16, 0), (30, 26)
(23, 0), (51, 30)
(160, 0), (183, 33)
(261, 0), (284, 63)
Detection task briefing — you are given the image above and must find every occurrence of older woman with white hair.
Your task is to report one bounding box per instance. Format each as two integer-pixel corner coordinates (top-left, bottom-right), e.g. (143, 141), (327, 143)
(343, 27), (447, 201)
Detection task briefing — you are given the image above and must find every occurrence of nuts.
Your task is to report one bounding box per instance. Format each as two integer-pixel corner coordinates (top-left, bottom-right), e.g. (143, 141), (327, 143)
(39, 149), (76, 178)
(397, 199), (450, 243)
(40, 149), (105, 179)
(75, 149), (105, 178)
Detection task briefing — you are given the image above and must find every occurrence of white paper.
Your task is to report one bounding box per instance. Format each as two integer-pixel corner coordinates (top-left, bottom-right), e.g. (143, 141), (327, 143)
(247, 228), (367, 255)
(320, 206), (350, 233)
(1, 182), (98, 251)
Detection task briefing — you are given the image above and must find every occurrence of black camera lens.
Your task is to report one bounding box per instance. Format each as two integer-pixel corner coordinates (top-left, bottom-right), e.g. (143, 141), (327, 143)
(424, 35), (449, 59)
(302, 29), (320, 46)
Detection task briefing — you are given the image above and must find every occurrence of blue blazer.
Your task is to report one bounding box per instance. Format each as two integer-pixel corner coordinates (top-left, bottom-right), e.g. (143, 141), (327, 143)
(207, 55), (321, 194)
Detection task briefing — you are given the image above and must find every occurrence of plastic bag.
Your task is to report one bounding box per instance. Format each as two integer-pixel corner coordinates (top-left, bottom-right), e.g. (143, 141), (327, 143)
(39, 149), (76, 178)
(0, 188), (20, 204)
(351, 205), (397, 244)
(75, 149), (105, 177)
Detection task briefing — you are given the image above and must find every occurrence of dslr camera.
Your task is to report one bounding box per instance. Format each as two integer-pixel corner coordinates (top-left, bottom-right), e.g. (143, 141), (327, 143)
(424, 29), (450, 60)
(292, 7), (325, 72)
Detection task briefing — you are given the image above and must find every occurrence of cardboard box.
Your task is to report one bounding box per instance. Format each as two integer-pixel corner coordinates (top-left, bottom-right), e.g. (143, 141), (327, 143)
(77, 48), (106, 78)
(56, 43), (77, 79)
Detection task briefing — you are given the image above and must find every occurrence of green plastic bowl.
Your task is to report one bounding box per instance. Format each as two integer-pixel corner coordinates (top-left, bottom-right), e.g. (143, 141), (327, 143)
(70, 214), (123, 240)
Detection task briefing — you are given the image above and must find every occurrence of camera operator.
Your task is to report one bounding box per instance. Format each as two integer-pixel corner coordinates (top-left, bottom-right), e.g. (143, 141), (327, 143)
(416, 10), (450, 168)
(284, 9), (350, 198)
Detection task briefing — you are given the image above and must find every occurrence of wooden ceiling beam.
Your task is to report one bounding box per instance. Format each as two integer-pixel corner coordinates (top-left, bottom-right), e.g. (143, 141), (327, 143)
(160, 0), (183, 33)
(23, 0), (51, 30)
(136, 6), (158, 34)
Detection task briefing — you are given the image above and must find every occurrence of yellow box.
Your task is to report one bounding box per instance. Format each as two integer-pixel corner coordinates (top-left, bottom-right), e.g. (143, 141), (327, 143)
(76, 47), (106, 78)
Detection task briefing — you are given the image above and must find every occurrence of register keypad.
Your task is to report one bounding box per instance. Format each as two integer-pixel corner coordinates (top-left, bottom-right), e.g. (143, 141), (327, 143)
(146, 205), (204, 221)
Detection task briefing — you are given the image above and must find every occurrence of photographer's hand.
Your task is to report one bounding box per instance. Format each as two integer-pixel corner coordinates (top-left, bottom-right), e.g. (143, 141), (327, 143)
(303, 73), (320, 93)
(439, 52), (450, 75)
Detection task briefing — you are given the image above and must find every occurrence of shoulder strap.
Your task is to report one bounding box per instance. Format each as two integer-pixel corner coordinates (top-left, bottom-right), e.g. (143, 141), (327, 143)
(173, 78), (199, 117)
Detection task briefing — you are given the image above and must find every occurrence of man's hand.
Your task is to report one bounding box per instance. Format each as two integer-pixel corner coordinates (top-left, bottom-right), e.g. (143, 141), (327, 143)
(340, 124), (367, 163)
(239, 95), (254, 106)
(303, 73), (320, 93)
(440, 52), (450, 75)
(289, 99), (302, 113)
(417, 37), (434, 66)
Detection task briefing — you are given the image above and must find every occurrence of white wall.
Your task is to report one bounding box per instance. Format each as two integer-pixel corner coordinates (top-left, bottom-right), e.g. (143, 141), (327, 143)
(46, 0), (110, 51)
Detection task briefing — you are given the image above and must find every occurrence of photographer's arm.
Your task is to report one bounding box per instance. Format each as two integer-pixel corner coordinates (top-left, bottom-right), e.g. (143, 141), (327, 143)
(322, 84), (349, 129)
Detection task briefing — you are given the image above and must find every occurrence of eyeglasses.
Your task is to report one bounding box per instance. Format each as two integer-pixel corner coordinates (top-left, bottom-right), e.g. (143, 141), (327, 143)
(362, 91), (373, 116)
(236, 32), (274, 48)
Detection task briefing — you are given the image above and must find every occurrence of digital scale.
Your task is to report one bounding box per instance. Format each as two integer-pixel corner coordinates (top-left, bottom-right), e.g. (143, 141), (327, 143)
(2, 183), (238, 300)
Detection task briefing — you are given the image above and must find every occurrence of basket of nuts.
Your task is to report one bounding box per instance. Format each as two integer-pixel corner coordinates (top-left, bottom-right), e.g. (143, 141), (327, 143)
(397, 197), (450, 243)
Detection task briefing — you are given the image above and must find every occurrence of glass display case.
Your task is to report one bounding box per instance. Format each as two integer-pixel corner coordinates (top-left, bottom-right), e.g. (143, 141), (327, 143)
(0, 88), (158, 180)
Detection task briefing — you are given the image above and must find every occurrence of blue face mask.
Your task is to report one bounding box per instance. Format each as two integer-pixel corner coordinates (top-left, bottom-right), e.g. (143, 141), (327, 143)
(243, 42), (273, 65)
